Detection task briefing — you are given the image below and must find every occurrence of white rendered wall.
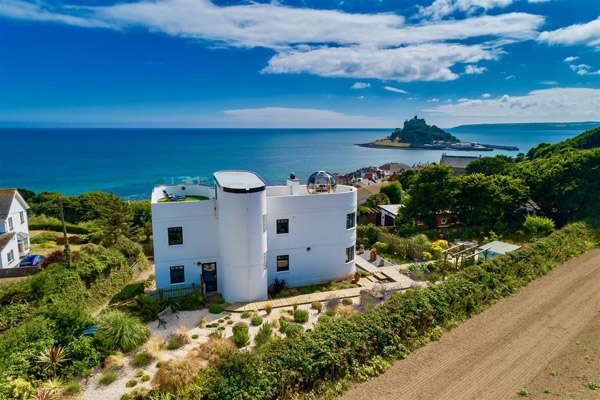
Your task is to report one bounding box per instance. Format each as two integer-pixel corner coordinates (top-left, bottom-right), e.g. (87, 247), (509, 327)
(217, 187), (268, 302)
(266, 185), (356, 287)
(0, 196), (29, 237)
(151, 188), (220, 291)
(0, 235), (19, 268)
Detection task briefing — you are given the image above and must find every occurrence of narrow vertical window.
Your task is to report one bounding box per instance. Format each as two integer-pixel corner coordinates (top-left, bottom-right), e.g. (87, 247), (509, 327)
(277, 255), (289, 272)
(346, 212), (356, 229)
(8, 217), (13, 230)
(168, 227), (183, 246)
(263, 214), (267, 233)
(20, 211), (25, 224)
(345, 246), (355, 263)
(263, 252), (268, 270)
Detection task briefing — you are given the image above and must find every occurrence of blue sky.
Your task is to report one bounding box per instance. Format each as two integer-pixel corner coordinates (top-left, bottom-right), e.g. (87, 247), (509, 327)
(0, 0), (598, 128)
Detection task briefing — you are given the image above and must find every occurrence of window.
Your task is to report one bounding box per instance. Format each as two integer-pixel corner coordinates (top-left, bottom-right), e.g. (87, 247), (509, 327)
(277, 255), (289, 272)
(346, 212), (356, 229)
(263, 214), (267, 233)
(276, 219), (289, 234)
(7, 250), (14, 264)
(263, 252), (267, 270)
(20, 211), (25, 224)
(440, 217), (447, 225)
(170, 265), (185, 284)
(8, 217), (13, 231)
(346, 246), (355, 263)
(417, 220), (424, 226)
(168, 227), (183, 246)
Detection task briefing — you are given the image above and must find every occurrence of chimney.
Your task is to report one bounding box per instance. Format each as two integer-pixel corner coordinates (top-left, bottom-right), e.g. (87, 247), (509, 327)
(287, 172), (299, 195)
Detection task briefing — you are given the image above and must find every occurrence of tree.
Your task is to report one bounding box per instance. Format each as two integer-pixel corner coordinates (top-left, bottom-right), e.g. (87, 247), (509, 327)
(402, 165), (456, 228)
(380, 181), (403, 204)
(465, 155), (514, 176)
(98, 194), (138, 246)
(365, 193), (390, 208)
(394, 169), (417, 190)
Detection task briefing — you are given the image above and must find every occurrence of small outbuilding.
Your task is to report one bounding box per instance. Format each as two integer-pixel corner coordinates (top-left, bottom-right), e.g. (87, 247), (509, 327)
(478, 240), (521, 259)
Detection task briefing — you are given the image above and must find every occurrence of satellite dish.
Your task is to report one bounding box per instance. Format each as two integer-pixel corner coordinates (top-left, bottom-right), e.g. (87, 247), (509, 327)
(307, 171), (337, 194)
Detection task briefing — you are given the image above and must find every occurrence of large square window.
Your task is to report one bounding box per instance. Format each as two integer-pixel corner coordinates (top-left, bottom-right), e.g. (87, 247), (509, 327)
(277, 255), (289, 272)
(345, 246), (355, 263)
(346, 212), (356, 229)
(276, 219), (289, 234)
(168, 227), (183, 246)
(170, 265), (185, 284)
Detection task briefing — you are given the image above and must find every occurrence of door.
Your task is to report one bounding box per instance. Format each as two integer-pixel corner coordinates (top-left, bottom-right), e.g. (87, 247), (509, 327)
(202, 262), (217, 293)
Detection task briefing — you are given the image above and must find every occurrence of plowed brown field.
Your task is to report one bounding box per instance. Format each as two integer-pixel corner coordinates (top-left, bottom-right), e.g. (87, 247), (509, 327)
(339, 248), (600, 400)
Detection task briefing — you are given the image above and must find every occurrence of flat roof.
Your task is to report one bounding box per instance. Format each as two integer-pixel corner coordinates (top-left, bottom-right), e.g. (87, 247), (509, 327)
(479, 240), (521, 254)
(377, 204), (403, 216)
(214, 170), (266, 193)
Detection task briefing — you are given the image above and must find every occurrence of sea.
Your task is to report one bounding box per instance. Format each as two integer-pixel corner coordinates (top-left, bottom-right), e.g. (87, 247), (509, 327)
(0, 127), (584, 200)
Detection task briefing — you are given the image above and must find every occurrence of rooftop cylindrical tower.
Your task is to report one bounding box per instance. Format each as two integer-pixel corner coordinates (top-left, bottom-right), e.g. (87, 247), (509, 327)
(306, 171), (337, 194)
(214, 171), (268, 303)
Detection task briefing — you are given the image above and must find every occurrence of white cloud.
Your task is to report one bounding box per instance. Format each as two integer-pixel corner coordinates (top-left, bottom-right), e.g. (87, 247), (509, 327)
(538, 17), (600, 47)
(351, 82), (370, 89)
(358, 95), (365, 99)
(537, 80), (557, 85)
(223, 107), (395, 128)
(264, 43), (498, 82)
(418, 0), (514, 20)
(428, 98), (440, 102)
(424, 87), (600, 121)
(564, 56), (579, 62)
(464, 64), (487, 74)
(383, 86), (409, 93)
(569, 64), (600, 76)
(505, 74), (516, 79)
(0, 0), (545, 82)
(481, 93), (491, 97)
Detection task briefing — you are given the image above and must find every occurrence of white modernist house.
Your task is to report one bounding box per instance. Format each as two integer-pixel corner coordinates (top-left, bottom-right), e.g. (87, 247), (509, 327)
(0, 189), (31, 268)
(151, 171), (357, 303)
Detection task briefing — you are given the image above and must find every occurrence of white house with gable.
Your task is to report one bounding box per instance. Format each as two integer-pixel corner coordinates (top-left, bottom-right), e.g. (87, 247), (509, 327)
(151, 170), (357, 303)
(0, 189), (31, 268)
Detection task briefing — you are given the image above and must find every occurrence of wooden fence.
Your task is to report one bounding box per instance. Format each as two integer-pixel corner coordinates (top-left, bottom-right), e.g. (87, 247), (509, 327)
(377, 231), (425, 260)
(146, 284), (203, 300)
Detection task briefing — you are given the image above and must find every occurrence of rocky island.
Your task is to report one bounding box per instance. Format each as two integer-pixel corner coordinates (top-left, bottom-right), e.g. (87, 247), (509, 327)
(358, 116), (518, 151)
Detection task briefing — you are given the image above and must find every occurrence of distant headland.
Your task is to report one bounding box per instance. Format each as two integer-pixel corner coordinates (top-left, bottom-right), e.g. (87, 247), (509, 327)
(357, 116), (518, 151)
(452, 121), (600, 131)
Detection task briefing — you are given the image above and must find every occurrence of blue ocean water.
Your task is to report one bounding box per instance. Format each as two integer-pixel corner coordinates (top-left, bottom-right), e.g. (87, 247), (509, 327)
(0, 128), (582, 199)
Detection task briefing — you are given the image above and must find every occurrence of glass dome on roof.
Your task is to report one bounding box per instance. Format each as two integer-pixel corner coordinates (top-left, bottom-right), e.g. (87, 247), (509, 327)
(306, 171), (337, 194)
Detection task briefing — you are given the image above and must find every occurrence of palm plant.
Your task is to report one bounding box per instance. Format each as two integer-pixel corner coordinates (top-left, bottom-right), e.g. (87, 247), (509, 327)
(31, 388), (55, 400)
(40, 377), (65, 394)
(37, 346), (70, 377)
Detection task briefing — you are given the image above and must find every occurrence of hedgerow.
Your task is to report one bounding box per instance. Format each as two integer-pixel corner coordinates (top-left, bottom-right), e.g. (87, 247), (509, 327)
(173, 222), (596, 399)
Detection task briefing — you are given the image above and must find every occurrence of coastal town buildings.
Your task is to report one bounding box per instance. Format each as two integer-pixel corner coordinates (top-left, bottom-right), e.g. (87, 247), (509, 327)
(0, 189), (30, 268)
(440, 153), (481, 175)
(151, 170), (357, 303)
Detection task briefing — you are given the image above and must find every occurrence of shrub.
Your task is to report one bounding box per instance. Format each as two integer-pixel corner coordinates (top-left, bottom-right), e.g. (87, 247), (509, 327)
(241, 311), (251, 319)
(151, 358), (201, 392)
(141, 374), (150, 382)
(191, 334), (199, 339)
(269, 277), (288, 296)
(126, 380), (138, 388)
(264, 304), (272, 315)
(254, 322), (273, 348)
(251, 315), (263, 326)
(96, 311), (149, 353)
(105, 351), (126, 369)
(113, 238), (144, 258)
(167, 337), (184, 350)
(64, 380), (81, 395)
(293, 309), (309, 324)
(131, 352), (152, 368)
(120, 395), (132, 400)
(311, 301), (323, 313)
(134, 370), (144, 378)
(180, 292), (206, 311)
(523, 215), (555, 235)
(342, 298), (353, 305)
(283, 323), (304, 338)
(325, 307), (336, 317)
(208, 304), (223, 314)
(7, 378), (32, 400)
(373, 241), (390, 255)
(232, 322), (249, 336)
(110, 281), (145, 304)
(155, 361), (164, 368)
(317, 315), (331, 325)
(98, 368), (119, 386)
(141, 334), (165, 358)
(191, 337), (236, 364)
(231, 330), (250, 348)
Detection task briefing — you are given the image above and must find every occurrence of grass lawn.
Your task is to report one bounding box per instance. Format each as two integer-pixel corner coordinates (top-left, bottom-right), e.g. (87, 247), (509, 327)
(372, 140), (410, 147)
(158, 195), (209, 203)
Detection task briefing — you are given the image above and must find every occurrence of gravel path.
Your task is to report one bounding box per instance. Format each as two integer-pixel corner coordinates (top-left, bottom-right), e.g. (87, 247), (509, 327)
(338, 248), (600, 400)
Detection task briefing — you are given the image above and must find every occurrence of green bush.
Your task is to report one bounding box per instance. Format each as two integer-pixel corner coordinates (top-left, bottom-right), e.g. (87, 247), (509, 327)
(180, 292), (206, 311)
(129, 294), (160, 322)
(241, 311), (251, 319)
(325, 307), (336, 317)
(293, 309), (309, 324)
(113, 238), (144, 258)
(120, 394), (132, 400)
(232, 330), (250, 348)
(373, 241), (390, 254)
(30, 232), (58, 244)
(254, 322), (273, 348)
(251, 315), (263, 326)
(311, 302), (323, 313)
(126, 379), (138, 388)
(317, 315), (331, 325)
(283, 323), (304, 338)
(342, 298), (353, 305)
(98, 368), (119, 386)
(232, 322), (249, 336)
(209, 304), (223, 314)
(191, 223), (595, 399)
(523, 215), (555, 235)
(167, 337), (184, 350)
(134, 370), (144, 378)
(64, 380), (82, 395)
(110, 281), (145, 304)
(96, 311), (149, 353)
(131, 352), (152, 368)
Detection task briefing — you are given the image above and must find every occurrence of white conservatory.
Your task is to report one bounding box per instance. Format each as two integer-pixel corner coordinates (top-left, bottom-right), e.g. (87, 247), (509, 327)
(151, 170), (357, 303)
